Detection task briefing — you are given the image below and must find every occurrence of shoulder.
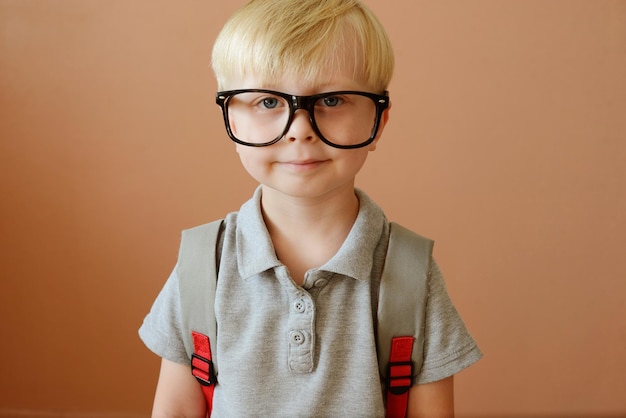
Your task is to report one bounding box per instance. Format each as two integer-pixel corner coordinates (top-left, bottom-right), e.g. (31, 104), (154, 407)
(389, 222), (434, 255)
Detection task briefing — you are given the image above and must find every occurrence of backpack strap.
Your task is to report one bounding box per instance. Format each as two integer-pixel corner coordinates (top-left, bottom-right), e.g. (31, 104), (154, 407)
(191, 331), (216, 413)
(386, 336), (415, 418)
(177, 219), (223, 415)
(377, 222), (433, 418)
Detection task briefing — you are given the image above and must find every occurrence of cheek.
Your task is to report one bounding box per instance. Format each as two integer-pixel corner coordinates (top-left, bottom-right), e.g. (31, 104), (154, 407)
(335, 148), (370, 173)
(353, 152), (370, 172)
(235, 146), (270, 173)
(235, 150), (260, 180)
(235, 146), (253, 168)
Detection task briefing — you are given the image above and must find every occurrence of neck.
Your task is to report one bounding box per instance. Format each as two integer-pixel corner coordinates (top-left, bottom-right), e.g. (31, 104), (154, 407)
(260, 184), (359, 234)
(259, 184), (360, 285)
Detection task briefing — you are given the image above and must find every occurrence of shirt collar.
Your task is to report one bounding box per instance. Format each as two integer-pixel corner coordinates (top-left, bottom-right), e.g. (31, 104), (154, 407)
(235, 187), (387, 282)
(235, 187), (282, 279)
(318, 189), (387, 281)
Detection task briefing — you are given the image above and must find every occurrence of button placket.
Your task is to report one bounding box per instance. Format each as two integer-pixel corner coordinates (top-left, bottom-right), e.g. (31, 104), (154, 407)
(287, 293), (315, 373)
(314, 278), (329, 288)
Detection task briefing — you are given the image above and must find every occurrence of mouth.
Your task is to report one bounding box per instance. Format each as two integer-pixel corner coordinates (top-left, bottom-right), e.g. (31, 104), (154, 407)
(280, 159), (328, 171)
(287, 159), (322, 165)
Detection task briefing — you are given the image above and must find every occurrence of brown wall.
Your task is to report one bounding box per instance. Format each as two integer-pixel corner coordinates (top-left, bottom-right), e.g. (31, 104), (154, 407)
(1, 1), (624, 417)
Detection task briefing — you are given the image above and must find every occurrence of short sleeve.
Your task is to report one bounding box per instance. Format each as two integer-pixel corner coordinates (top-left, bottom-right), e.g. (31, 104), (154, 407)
(138, 266), (190, 365)
(415, 260), (483, 384)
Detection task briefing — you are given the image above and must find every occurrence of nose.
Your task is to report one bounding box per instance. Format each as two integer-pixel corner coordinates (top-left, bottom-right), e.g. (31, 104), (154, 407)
(284, 108), (316, 143)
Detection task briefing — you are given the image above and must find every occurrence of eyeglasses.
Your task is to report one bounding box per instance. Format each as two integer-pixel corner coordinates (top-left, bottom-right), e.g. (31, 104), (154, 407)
(215, 89), (389, 149)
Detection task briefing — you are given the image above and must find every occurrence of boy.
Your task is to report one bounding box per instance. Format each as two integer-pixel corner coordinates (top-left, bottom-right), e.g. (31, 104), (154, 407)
(139, 0), (482, 416)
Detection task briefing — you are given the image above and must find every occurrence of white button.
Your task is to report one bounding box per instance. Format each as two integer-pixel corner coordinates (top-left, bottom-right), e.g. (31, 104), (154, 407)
(314, 279), (328, 288)
(290, 331), (305, 345)
(293, 299), (306, 313)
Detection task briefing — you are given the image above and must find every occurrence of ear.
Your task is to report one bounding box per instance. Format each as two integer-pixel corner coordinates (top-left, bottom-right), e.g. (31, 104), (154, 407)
(368, 102), (391, 151)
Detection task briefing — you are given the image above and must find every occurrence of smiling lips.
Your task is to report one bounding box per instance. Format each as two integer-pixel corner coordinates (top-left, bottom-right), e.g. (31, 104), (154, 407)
(280, 159), (328, 171)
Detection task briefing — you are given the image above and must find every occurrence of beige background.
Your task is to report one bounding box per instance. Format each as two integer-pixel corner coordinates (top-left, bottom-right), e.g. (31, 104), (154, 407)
(1, 1), (625, 417)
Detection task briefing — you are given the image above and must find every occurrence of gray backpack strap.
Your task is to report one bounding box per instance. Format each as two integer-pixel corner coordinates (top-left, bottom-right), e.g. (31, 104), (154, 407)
(377, 222), (434, 380)
(177, 219), (223, 374)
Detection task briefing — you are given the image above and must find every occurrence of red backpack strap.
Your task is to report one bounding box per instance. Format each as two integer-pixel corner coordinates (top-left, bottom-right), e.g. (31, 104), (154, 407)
(191, 331), (216, 415)
(385, 336), (415, 418)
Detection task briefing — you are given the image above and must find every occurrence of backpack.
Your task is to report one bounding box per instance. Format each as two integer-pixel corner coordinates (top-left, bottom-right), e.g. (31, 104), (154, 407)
(177, 219), (433, 418)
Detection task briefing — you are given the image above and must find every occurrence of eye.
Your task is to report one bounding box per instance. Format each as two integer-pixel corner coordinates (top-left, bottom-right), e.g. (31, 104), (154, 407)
(261, 97), (280, 109)
(321, 96), (343, 107)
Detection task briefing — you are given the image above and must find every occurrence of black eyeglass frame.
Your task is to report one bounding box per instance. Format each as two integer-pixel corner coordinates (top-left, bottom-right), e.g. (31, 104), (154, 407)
(215, 89), (390, 149)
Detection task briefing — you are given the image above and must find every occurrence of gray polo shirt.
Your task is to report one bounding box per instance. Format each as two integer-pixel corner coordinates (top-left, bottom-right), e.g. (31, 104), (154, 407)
(139, 188), (482, 417)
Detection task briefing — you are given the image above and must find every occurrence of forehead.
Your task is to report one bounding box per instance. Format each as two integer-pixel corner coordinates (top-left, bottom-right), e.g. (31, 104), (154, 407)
(223, 38), (369, 92)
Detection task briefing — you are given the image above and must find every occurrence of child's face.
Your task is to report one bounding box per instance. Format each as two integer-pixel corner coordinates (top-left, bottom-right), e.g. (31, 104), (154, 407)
(225, 67), (390, 201)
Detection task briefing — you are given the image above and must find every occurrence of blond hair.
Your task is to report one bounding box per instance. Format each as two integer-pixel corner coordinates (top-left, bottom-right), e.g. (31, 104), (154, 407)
(211, 0), (394, 92)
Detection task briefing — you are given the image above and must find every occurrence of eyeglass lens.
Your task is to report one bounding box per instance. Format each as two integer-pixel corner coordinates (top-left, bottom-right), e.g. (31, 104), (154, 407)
(225, 92), (378, 147)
